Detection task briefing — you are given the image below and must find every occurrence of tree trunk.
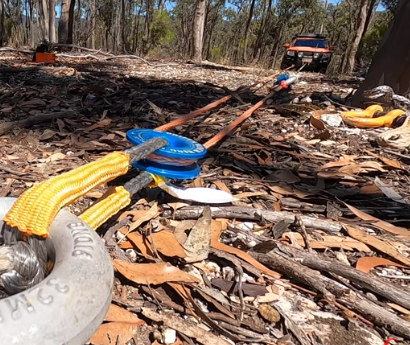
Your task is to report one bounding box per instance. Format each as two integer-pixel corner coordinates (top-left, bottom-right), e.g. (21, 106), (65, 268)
(191, 0), (206, 61)
(40, 0), (50, 41)
(351, 0), (410, 106)
(28, 0), (35, 47)
(252, 0), (272, 63)
(121, 0), (128, 52)
(114, 2), (121, 53)
(345, 0), (371, 73)
(270, 24), (284, 69)
(58, 0), (71, 43)
(356, 0), (378, 66)
(90, 0), (96, 49)
(49, 0), (56, 42)
(142, 0), (153, 55)
(134, 1), (142, 53)
(242, 0), (256, 63)
(67, 0), (75, 44)
(0, 0), (4, 46)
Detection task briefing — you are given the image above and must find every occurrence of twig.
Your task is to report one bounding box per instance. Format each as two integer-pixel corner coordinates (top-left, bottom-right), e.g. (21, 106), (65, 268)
(333, 301), (374, 327)
(146, 224), (161, 260)
(216, 321), (274, 343)
(295, 215), (312, 252)
(174, 206), (342, 233)
(103, 217), (130, 241)
(0, 178), (15, 198)
(210, 248), (245, 321)
(383, 149), (410, 161)
(139, 285), (267, 334)
(0, 166), (33, 177)
(321, 94), (358, 109)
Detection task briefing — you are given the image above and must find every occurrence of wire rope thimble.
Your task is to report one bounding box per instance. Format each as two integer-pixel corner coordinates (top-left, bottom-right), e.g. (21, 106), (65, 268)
(126, 129), (207, 180)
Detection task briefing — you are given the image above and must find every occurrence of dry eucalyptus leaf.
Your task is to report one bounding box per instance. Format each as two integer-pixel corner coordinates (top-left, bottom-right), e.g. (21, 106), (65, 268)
(183, 206), (212, 263)
(113, 260), (201, 285)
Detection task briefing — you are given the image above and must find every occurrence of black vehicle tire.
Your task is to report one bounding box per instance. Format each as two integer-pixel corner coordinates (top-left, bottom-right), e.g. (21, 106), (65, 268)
(0, 197), (114, 345)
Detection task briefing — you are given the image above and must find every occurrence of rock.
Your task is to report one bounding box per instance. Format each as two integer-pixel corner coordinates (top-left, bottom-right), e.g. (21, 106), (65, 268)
(258, 304), (281, 324)
(321, 113), (343, 127)
(300, 96), (312, 103)
(162, 328), (177, 344)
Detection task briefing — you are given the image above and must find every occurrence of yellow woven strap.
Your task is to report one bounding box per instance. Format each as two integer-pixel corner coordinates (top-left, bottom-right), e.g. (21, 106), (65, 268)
(79, 186), (131, 230)
(3, 151), (130, 238)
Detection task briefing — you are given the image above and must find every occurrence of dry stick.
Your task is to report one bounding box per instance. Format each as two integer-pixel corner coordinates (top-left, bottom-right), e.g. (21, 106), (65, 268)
(139, 285), (268, 335)
(249, 251), (410, 340)
(0, 111), (76, 136)
(174, 206), (343, 233)
(279, 244), (410, 310)
(210, 248), (245, 322)
(53, 43), (114, 56)
(295, 215), (312, 253)
(0, 47), (33, 54)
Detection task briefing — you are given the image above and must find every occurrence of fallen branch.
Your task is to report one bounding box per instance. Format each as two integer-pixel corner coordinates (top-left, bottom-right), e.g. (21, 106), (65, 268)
(0, 111), (77, 136)
(280, 244), (410, 310)
(56, 53), (104, 61)
(56, 52), (156, 65)
(249, 251), (410, 340)
(52, 43), (114, 56)
(174, 206), (342, 233)
(0, 47), (33, 54)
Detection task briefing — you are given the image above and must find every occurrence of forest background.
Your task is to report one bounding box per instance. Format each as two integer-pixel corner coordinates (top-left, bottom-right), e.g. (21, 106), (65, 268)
(0, 0), (399, 75)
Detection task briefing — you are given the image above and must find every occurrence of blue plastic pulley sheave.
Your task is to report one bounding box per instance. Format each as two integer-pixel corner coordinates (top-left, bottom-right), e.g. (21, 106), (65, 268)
(0, 197), (114, 345)
(126, 129), (207, 160)
(276, 73), (289, 84)
(126, 129), (207, 180)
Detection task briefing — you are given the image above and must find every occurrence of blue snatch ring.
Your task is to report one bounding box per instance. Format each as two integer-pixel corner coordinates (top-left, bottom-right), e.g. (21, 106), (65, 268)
(126, 129), (207, 160)
(133, 159), (201, 180)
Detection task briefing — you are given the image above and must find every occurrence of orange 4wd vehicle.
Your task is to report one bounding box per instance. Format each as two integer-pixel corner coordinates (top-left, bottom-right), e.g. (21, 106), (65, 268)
(281, 33), (333, 73)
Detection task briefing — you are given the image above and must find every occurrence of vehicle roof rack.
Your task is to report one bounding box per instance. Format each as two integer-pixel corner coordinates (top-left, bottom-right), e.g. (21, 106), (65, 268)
(294, 33), (326, 39)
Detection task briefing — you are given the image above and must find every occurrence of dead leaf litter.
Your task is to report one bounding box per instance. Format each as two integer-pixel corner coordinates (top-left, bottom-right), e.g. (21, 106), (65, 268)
(1, 52), (410, 345)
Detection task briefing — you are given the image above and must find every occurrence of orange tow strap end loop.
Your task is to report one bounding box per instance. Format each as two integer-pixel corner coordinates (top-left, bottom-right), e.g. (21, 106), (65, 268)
(280, 80), (289, 89)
